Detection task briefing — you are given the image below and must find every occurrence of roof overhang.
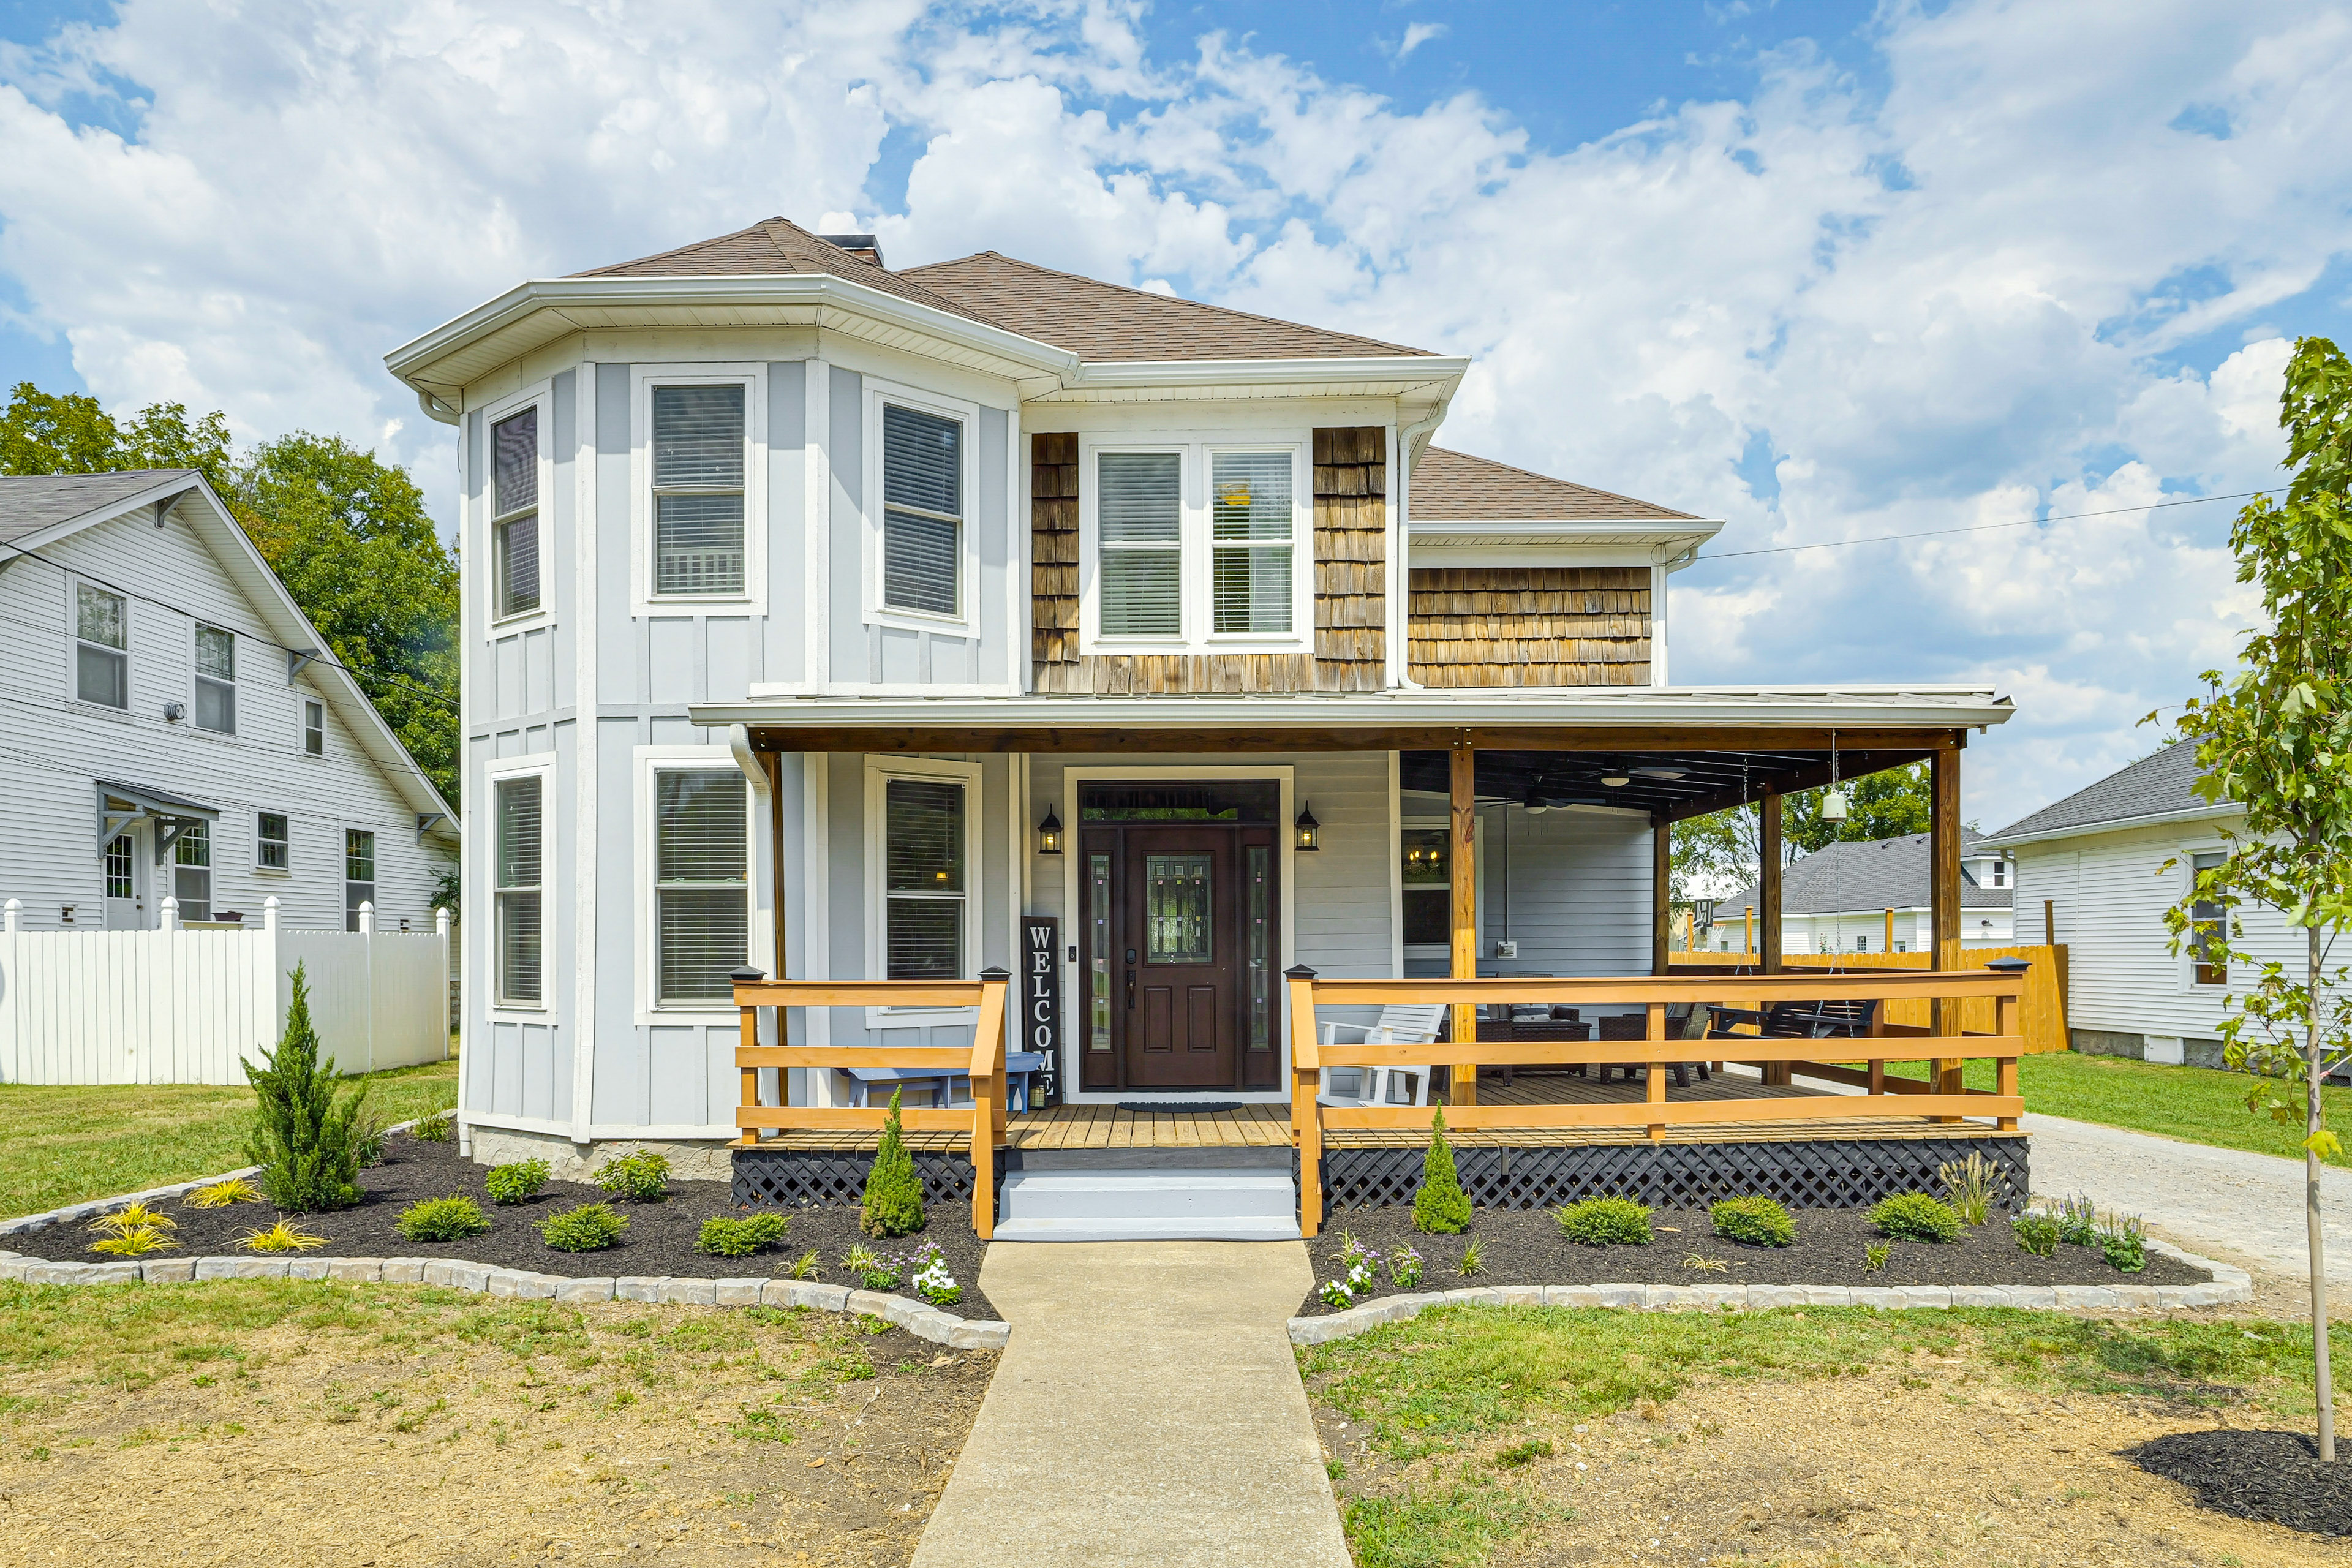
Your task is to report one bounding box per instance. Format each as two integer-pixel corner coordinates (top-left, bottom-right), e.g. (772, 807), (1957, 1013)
(1409, 517), (1727, 570)
(1979, 801), (2241, 851)
(1039, 355), (1469, 410)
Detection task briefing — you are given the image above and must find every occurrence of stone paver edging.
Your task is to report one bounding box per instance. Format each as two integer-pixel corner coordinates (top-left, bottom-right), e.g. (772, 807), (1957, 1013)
(1286, 1240), (2252, 1346)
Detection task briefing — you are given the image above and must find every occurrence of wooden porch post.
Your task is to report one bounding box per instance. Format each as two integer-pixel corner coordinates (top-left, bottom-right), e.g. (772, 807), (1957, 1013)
(1651, 815), (1671, 976)
(1931, 742), (1964, 1115)
(1449, 740), (1479, 1106)
(1758, 790), (1785, 1087)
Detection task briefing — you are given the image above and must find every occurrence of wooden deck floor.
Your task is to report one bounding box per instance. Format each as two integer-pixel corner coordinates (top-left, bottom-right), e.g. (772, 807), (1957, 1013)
(743, 1071), (2021, 1153)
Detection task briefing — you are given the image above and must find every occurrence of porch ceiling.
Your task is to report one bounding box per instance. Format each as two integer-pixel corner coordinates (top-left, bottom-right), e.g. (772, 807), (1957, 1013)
(1397, 745), (1939, 823)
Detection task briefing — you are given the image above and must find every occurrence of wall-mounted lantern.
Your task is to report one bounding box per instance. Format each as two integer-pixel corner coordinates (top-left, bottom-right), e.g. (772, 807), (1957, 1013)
(1038, 805), (1063, 856)
(1294, 802), (1321, 852)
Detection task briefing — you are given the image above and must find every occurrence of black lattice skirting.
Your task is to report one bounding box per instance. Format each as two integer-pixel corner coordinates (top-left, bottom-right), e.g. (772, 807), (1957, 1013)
(733, 1149), (976, 1208)
(1320, 1136), (2029, 1213)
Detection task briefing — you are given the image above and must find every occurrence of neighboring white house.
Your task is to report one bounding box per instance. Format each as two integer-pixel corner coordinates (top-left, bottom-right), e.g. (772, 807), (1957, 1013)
(1708, 830), (2013, 955)
(1980, 738), (2290, 1068)
(0, 469), (456, 934)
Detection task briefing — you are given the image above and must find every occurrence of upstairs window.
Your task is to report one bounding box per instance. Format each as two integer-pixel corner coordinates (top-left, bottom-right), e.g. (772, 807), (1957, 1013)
(75, 584), (127, 708)
(194, 624), (235, 733)
(881, 404), (962, 616)
(496, 778), (543, 1005)
(304, 699), (325, 755)
(1084, 437), (1308, 651)
(492, 406), (541, 617)
(654, 769), (748, 1005)
(651, 385), (745, 595)
(1211, 451), (1295, 634)
(1098, 452), (1183, 638)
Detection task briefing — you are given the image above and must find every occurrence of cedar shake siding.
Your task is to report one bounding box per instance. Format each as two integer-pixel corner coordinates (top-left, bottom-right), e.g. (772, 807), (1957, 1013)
(1029, 427), (1389, 693)
(1407, 567), (1651, 688)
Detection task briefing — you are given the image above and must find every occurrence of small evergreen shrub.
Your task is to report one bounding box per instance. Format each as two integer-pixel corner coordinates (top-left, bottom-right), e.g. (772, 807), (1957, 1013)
(1711, 1195), (1795, 1248)
(859, 1090), (927, 1238)
(396, 1195), (491, 1242)
(538, 1203), (629, 1252)
(238, 1221), (329, 1253)
(484, 1159), (550, 1206)
(594, 1150), (672, 1202)
(1412, 1108), (1473, 1235)
(1869, 1193), (1961, 1243)
(1555, 1196), (1653, 1246)
(244, 965), (369, 1212)
(185, 1178), (261, 1209)
(2012, 1212), (2060, 1257)
(697, 1213), (791, 1257)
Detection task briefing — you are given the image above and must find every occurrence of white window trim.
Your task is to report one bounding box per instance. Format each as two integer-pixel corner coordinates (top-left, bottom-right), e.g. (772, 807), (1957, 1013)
(486, 752), (557, 1016)
(864, 755), (985, 1030)
(2178, 839), (2232, 992)
(863, 377), (982, 635)
(633, 744), (756, 1023)
(483, 379), (556, 632)
(252, 809), (292, 876)
(628, 363), (768, 617)
(65, 573), (130, 714)
(1077, 430), (1314, 657)
(189, 620), (238, 740)
(302, 697), (326, 758)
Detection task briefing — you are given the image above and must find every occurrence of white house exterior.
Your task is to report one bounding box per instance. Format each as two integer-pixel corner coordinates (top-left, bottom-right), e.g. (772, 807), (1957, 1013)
(0, 470), (457, 936)
(1709, 831), (2015, 956)
(386, 216), (2016, 1182)
(1981, 739), (2287, 1068)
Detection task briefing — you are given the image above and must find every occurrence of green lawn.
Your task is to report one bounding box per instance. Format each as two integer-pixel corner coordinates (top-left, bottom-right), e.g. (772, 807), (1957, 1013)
(1858, 1049), (2352, 1169)
(0, 1060), (458, 1219)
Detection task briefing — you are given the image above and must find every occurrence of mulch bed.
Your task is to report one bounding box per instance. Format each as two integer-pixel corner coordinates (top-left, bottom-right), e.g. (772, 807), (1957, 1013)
(1298, 1205), (2209, 1314)
(2130, 1428), (2352, 1536)
(13, 1132), (998, 1321)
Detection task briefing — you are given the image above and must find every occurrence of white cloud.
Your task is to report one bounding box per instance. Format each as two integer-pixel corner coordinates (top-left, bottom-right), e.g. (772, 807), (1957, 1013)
(1393, 23), (1449, 61)
(0, 0), (2346, 829)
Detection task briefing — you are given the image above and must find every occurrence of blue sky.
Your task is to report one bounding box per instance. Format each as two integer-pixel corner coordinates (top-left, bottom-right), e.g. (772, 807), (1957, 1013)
(1, 0), (2347, 827)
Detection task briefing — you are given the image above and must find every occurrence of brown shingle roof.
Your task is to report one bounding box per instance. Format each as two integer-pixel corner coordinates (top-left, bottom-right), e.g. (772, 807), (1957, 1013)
(1411, 447), (1698, 522)
(573, 217), (995, 327)
(900, 251), (1433, 362)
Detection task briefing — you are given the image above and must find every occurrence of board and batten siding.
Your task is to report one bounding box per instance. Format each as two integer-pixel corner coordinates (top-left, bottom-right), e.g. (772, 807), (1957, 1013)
(0, 500), (450, 937)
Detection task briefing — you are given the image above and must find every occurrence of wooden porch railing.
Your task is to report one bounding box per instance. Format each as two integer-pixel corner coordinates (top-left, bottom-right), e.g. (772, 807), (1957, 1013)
(731, 968), (1011, 1239)
(1283, 968), (2028, 1237)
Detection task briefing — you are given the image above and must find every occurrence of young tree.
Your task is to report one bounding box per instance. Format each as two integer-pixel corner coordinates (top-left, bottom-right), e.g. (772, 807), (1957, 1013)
(2161, 334), (2352, 1461)
(244, 964), (371, 1212)
(860, 1088), (927, 1238)
(1670, 763), (1939, 901)
(1412, 1106), (1472, 1234)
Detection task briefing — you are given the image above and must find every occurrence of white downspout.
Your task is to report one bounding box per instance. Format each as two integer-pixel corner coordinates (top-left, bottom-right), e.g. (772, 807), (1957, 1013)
(729, 724), (782, 1120)
(1391, 408), (1445, 690)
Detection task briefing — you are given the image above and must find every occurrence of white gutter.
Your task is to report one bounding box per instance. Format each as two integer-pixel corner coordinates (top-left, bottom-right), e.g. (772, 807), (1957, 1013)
(1978, 801), (2241, 850)
(1065, 355), (1469, 391)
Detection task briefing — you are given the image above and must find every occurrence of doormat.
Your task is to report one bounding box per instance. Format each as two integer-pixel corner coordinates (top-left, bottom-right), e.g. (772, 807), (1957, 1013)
(1116, 1102), (1247, 1115)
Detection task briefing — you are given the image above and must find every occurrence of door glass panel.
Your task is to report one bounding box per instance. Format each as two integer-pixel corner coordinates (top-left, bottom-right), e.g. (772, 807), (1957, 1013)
(1246, 845), (1270, 1050)
(1088, 853), (1113, 1052)
(1145, 853), (1212, 965)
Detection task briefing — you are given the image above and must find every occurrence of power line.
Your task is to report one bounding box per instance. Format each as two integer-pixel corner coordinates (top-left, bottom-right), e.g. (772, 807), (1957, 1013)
(1691, 488), (2285, 563)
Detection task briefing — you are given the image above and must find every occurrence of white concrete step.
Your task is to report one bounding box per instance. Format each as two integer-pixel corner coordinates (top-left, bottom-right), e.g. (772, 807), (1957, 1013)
(991, 1215), (1304, 1243)
(999, 1169), (1294, 1221)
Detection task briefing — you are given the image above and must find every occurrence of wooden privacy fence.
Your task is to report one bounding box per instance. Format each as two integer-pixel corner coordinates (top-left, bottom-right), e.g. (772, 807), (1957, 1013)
(731, 969), (1011, 1238)
(1672, 944), (2068, 1053)
(1284, 967), (2029, 1237)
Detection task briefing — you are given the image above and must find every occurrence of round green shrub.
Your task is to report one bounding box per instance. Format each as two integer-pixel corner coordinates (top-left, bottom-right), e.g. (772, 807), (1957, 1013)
(1869, 1192), (1961, 1243)
(696, 1212), (791, 1257)
(483, 1158), (550, 1206)
(1554, 1196), (1653, 1247)
(538, 1202), (630, 1252)
(395, 1195), (490, 1242)
(594, 1151), (672, 1202)
(1711, 1195), (1795, 1248)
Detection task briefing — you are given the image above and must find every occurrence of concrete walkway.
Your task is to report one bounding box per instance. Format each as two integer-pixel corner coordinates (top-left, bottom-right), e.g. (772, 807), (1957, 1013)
(912, 1241), (1349, 1568)
(2026, 1110), (2352, 1283)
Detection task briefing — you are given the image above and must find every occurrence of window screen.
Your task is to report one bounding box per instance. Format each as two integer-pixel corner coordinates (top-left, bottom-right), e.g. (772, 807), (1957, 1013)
(1098, 451), (1182, 637)
(195, 624), (235, 733)
(884, 777), (965, 982)
(75, 584), (128, 708)
(882, 404), (962, 615)
(651, 385), (746, 595)
(494, 406), (541, 617)
(1210, 451), (1294, 633)
(655, 769), (748, 1003)
(496, 777), (543, 1005)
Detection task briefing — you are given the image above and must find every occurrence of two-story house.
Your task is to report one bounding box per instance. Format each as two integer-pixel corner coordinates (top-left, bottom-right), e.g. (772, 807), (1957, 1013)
(390, 217), (2018, 1229)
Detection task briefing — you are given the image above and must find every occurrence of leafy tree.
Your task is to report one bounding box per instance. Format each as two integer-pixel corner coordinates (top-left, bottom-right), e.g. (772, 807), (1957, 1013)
(0, 382), (235, 489)
(1670, 763), (1937, 902)
(1412, 1107), (1472, 1234)
(243, 965), (370, 1212)
(2159, 334), (2352, 1461)
(861, 1088), (927, 1238)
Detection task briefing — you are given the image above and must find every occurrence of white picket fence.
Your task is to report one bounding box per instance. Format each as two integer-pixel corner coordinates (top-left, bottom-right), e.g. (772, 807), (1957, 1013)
(0, 897), (451, 1086)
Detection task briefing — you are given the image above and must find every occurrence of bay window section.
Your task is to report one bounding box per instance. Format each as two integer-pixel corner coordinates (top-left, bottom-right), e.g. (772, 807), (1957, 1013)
(492, 406), (541, 617)
(883, 778), (967, 981)
(1210, 451), (1295, 634)
(654, 769), (748, 1005)
(651, 385), (745, 595)
(881, 404), (962, 616)
(1097, 451), (1182, 637)
(495, 777), (543, 1006)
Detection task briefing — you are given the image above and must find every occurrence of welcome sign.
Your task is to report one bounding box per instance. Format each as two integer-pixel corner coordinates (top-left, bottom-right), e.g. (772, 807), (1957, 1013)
(1022, 916), (1061, 1108)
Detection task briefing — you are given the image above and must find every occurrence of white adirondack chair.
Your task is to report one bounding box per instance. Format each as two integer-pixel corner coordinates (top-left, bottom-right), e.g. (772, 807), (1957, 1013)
(1316, 1002), (1447, 1108)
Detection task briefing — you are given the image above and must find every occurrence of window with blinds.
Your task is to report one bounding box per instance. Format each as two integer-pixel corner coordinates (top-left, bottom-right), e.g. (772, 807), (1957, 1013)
(1098, 451), (1182, 637)
(651, 385), (745, 596)
(493, 407), (540, 617)
(655, 769), (748, 1004)
(496, 777), (543, 1005)
(1210, 451), (1295, 633)
(883, 777), (965, 982)
(194, 624), (236, 733)
(882, 403), (962, 616)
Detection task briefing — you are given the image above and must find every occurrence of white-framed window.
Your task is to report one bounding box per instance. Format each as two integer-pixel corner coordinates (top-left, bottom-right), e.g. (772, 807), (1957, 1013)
(303, 699), (325, 756)
(864, 756), (982, 1025)
(255, 812), (290, 872)
(194, 624), (235, 733)
(174, 821), (212, 921)
(489, 396), (545, 621)
(631, 752), (752, 1013)
(864, 380), (979, 630)
(345, 829), (375, 931)
(630, 364), (765, 614)
(73, 581), (128, 709)
(495, 775), (545, 1006)
(2188, 849), (2228, 987)
(1078, 432), (1312, 654)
